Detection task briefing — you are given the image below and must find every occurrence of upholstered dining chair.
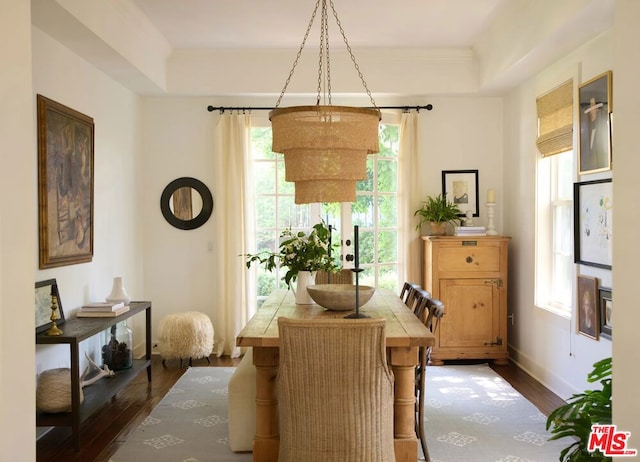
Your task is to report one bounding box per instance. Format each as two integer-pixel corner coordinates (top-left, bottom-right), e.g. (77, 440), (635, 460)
(277, 317), (396, 462)
(415, 297), (445, 461)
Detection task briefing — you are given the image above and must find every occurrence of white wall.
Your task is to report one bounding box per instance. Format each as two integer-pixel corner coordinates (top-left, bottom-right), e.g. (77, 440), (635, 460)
(31, 27), (146, 385)
(1, 2), (37, 459)
(503, 32), (613, 398)
(611, 0), (640, 450)
(140, 97), (217, 348)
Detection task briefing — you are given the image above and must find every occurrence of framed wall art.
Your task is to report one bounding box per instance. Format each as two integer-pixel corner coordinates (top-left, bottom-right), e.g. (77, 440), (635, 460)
(37, 95), (94, 268)
(578, 70), (612, 175)
(577, 275), (598, 340)
(598, 287), (612, 340)
(441, 169), (479, 217)
(35, 278), (65, 334)
(573, 178), (612, 269)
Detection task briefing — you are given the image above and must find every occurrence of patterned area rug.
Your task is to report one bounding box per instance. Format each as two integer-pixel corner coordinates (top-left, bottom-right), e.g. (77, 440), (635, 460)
(110, 364), (567, 462)
(424, 363), (566, 462)
(109, 367), (250, 462)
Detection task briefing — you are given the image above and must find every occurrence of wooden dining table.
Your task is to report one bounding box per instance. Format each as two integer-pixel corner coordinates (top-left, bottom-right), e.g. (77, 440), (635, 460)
(236, 287), (435, 462)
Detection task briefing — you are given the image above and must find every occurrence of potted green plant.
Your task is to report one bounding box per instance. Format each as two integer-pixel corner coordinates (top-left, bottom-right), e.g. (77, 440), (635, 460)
(546, 357), (612, 462)
(243, 222), (339, 303)
(414, 193), (461, 235)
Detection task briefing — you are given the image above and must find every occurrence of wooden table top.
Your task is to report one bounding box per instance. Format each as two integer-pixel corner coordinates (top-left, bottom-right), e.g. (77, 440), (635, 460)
(236, 288), (435, 349)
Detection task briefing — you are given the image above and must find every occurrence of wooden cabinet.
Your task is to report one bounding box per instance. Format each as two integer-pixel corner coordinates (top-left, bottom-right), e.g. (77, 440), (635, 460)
(36, 301), (152, 450)
(421, 236), (510, 365)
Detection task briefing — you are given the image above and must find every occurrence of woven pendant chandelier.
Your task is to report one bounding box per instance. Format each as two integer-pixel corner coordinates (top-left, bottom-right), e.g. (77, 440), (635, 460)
(269, 0), (381, 204)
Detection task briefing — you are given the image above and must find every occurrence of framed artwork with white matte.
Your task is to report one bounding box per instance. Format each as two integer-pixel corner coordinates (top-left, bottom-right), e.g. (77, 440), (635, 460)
(573, 178), (612, 269)
(441, 169), (479, 217)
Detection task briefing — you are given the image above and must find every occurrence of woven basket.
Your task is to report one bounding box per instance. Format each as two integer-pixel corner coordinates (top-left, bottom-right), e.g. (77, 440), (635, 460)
(36, 368), (84, 413)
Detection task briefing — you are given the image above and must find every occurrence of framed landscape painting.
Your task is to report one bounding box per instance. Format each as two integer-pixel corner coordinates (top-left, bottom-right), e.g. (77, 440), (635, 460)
(37, 95), (94, 268)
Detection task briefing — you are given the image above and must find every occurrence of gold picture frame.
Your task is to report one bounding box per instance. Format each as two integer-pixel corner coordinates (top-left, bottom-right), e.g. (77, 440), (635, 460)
(578, 70), (612, 175)
(35, 278), (65, 334)
(37, 95), (94, 268)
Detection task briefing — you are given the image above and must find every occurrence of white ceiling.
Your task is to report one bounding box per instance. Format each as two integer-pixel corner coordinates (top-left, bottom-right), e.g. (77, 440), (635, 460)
(132, 0), (506, 50)
(31, 0), (613, 96)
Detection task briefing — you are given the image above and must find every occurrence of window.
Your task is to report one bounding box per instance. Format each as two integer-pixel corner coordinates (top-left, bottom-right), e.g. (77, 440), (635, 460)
(535, 150), (573, 316)
(351, 124), (399, 291)
(249, 117), (400, 309)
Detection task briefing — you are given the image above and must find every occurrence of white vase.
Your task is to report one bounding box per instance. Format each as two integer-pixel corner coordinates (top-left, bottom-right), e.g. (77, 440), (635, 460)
(293, 271), (315, 305)
(106, 276), (132, 305)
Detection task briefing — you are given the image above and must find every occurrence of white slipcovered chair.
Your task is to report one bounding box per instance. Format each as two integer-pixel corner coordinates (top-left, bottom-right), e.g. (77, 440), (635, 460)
(228, 348), (256, 452)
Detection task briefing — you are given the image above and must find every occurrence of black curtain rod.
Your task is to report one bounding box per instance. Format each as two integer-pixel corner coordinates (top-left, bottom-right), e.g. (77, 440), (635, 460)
(206, 104), (433, 113)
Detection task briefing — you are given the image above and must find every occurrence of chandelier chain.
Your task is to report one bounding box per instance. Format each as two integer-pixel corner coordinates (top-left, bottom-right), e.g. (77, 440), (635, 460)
(329, 0), (378, 109)
(275, 0), (378, 110)
(316, 0), (326, 104)
(275, 0), (321, 108)
(323, 1), (332, 105)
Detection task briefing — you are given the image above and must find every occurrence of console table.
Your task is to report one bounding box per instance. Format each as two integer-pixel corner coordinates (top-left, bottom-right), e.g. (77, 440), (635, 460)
(36, 301), (152, 450)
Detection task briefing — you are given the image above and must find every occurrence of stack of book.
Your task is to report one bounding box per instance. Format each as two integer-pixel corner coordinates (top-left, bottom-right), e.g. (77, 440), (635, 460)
(77, 301), (130, 318)
(454, 226), (487, 236)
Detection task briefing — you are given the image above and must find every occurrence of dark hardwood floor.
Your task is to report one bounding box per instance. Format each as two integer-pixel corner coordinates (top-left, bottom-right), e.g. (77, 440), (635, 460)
(36, 355), (565, 462)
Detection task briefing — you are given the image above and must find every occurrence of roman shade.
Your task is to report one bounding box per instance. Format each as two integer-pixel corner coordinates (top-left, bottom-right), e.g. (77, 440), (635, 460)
(536, 79), (573, 157)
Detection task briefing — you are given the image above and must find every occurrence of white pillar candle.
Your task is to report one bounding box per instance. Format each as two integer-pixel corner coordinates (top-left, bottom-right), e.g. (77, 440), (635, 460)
(487, 189), (496, 203)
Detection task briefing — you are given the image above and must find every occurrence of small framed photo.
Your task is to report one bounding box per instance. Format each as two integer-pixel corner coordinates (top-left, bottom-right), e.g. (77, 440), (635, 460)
(598, 287), (612, 340)
(35, 279), (65, 334)
(577, 275), (599, 340)
(573, 178), (612, 269)
(441, 170), (479, 217)
(578, 71), (612, 175)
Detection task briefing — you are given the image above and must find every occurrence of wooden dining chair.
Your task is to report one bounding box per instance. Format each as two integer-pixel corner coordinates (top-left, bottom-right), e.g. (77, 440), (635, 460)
(414, 297), (445, 461)
(400, 281), (421, 307)
(408, 288), (432, 320)
(277, 317), (395, 462)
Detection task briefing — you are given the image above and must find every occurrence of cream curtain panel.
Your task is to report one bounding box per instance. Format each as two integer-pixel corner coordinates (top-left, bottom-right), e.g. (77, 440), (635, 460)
(398, 111), (421, 285)
(212, 112), (255, 358)
(536, 79), (573, 157)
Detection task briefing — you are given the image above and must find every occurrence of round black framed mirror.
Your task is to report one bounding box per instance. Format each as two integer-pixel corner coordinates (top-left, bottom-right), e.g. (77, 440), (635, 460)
(160, 177), (213, 230)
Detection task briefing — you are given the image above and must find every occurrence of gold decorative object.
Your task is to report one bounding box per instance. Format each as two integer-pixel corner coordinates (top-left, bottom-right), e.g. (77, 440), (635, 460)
(269, 0), (381, 204)
(46, 285), (63, 336)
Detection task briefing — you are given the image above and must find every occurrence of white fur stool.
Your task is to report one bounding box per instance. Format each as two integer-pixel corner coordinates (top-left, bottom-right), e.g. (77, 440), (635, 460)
(158, 312), (214, 367)
(228, 348), (256, 452)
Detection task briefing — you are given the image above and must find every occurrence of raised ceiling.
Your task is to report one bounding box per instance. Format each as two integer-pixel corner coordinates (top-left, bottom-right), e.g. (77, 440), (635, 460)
(32, 0), (613, 97)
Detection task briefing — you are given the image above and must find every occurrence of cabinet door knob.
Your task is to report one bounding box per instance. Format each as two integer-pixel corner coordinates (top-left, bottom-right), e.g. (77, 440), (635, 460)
(466, 256), (473, 263)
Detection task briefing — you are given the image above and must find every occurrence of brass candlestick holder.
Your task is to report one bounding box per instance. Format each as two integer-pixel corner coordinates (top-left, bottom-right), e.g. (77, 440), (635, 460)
(46, 289), (63, 336)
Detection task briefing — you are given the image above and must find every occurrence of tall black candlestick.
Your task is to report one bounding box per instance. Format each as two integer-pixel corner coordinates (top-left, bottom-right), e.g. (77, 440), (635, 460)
(327, 225), (332, 285)
(354, 225), (359, 268)
(346, 225), (368, 319)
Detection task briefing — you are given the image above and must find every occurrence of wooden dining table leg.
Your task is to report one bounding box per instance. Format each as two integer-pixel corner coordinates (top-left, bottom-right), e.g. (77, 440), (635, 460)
(389, 346), (419, 462)
(252, 347), (280, 462)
